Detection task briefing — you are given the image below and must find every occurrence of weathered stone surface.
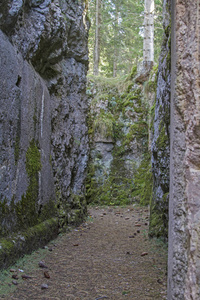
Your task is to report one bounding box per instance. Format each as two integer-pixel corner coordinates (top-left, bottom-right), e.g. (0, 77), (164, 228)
(149, 0), (171, 240)
(168, 0), (200, 299)
(51, 58), (89, 205)
(0, 30), (55, 233)
(86, 76), (150, 206)
(0, 0), (89, 253)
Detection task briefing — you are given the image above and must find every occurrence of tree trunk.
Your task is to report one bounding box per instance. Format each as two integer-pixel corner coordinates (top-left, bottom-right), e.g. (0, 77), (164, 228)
(93, 0), (101, 76)
(113, 49), (117, 78)
(143, 0), (154, 62)
(113, 4), (119, 78)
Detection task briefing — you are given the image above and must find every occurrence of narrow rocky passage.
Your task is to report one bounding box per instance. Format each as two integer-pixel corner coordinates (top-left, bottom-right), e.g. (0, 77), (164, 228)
(1, 206), (167, 300)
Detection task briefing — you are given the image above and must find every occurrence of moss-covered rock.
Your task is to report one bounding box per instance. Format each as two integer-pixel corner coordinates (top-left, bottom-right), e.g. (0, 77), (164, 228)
(149, 192), (169, 239)
(0, 218), (59, 270)
(86, 71), (152, 207)
(0, 140), (57, 236)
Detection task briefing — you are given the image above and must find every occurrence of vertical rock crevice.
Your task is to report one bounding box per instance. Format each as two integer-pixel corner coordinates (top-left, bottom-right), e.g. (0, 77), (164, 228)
(149, 0), (171, 240)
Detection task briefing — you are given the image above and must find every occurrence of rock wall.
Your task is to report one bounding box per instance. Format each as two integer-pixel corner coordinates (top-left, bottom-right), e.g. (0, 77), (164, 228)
(168, 1), (200, 299)
(86, 73), (151, 206)
(149, 0), (171, 240)
(0, 0), (89, 260)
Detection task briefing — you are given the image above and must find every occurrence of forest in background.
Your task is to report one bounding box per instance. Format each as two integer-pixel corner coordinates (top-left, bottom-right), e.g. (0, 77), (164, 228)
(88, 0), (163, 77)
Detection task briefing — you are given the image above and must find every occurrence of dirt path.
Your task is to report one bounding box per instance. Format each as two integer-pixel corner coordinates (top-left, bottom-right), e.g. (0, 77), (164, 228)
(1, 206), (167, 299)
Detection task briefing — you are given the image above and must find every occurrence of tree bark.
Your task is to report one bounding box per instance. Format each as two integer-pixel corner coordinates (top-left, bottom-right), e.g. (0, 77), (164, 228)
(113, 4), (119, 78)
(143, 0), (154, 62)
(93, 0), (101, 76)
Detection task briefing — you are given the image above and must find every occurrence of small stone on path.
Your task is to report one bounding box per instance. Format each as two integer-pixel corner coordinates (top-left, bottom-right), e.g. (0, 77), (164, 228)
(41, 283), (48, 290)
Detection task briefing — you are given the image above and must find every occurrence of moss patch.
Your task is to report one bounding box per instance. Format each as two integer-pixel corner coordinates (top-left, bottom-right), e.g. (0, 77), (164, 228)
(15, 139), (41, 229)
(132, 153), (153, 206)
(94, 112), (114, 138)
(0, 217), (59, 270)
(86, 70), (153, 208)
(0, 140), (57, 236)
(149, 192), (169, 240)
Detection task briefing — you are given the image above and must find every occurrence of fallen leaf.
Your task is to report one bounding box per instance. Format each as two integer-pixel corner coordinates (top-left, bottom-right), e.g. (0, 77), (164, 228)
(73, 244), (79, 247)
(141, 252), (148, 256)
(157, 278), (163, 284)
(44, 271), (50, 279)
(22, 274), (32, 279)
(12, 274), (18, 280)
(10, 269), (16, 273)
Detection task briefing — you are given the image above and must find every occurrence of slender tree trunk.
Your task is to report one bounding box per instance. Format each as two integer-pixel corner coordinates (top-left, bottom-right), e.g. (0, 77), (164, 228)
(93, 0), (101, 76)
(143, 0), (154, 62)
(113, 50), (117, 78)
(113, 5), (119, 78)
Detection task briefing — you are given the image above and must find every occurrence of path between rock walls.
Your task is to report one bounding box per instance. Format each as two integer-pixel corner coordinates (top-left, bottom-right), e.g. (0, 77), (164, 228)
(1, 206), (167, 300)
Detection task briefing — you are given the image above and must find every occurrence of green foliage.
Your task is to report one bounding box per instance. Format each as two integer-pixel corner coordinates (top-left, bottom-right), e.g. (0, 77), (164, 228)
(88, 0), (163, 77)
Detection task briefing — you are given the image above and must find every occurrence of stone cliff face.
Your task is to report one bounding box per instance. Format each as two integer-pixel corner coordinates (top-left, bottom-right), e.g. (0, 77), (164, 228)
(0, 0), (89, 262)
(86, 74), (151, 206)
(149, 0), (171, 240)
(168, 1), (200, 299)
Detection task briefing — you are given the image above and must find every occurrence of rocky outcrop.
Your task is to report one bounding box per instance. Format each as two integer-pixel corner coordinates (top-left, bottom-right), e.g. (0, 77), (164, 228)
(0, 0), (89, 266)
(168, 1), (200, 299)
(86, 75), (150, 206)
(149, 0), (171, 240)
